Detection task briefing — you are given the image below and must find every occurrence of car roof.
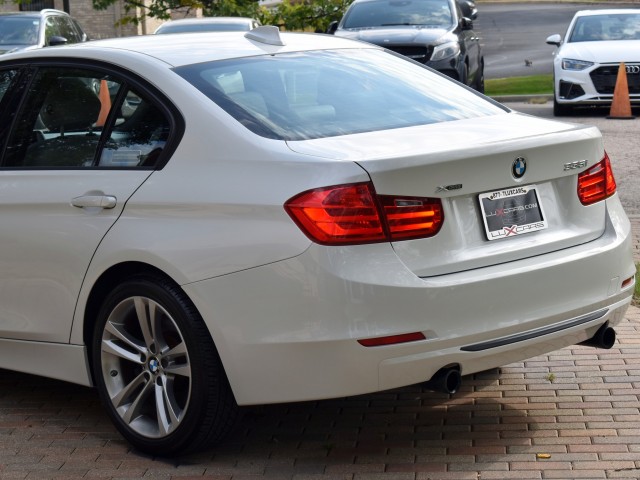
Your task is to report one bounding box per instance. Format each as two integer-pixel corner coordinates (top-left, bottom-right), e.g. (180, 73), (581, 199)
(574, 9), (640, 17)
(0, 9), (69, 18)
(1, 29), (377, 67)
(159, 17), (256, 25)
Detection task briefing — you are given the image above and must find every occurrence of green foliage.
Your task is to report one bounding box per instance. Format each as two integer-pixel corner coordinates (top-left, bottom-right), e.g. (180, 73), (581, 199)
(262, 0), (350, 32)
(90, 0), (265, 25)
(87, 0), (349, 32)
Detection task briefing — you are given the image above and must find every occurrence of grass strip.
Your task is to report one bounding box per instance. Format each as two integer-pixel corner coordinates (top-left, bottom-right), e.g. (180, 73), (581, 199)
(485, 74), (553, 96)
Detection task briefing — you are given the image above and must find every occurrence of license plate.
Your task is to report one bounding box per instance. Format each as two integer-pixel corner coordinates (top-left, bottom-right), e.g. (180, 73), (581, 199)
(479, 185), (547, 241)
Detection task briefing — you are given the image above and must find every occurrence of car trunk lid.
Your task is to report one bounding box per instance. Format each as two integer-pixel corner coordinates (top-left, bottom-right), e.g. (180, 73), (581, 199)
(286, 112), (608, 277)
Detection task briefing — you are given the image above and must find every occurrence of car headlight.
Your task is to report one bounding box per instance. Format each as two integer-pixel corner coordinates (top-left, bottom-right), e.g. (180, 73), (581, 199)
(561, 58), (594, 71)
(431, 41), (460, 62)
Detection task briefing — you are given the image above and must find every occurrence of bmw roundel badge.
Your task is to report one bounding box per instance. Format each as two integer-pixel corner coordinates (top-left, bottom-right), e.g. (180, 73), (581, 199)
(512, 157), (526, 179)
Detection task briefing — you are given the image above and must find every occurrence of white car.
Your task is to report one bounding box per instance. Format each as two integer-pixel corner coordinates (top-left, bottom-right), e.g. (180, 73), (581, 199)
(0, 26), (634, 455)
(546, 9), (640, 116)
(153, 16), (260, 34)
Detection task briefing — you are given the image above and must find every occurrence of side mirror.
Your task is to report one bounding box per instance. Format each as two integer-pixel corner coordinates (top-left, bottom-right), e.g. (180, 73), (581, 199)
(545, 34), (562, 46)
(459, 1), (478, 20)
(327, 21), (338, 35)
(48, 35), (68, 47)
(460, 17), (473, 30)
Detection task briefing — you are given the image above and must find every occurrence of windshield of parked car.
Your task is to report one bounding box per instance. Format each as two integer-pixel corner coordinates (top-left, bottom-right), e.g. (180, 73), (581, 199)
(569, 14), (640, 42)
(341, 0), (454, 28)
(175, 49), (505, 141)
(0, 16), (39, 46)
(156, 22), (251, 34)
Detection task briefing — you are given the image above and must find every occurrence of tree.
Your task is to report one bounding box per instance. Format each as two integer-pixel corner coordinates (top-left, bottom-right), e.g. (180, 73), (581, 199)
(90, 0), (262, 25)
(89, 0), (348, 32)
(261, 0), (350, 32)
(4, 0), (349, 35)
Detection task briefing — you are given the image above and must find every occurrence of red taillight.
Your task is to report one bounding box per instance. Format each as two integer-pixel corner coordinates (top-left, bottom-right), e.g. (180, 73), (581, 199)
(285, 182), (444, 246)
(577, 153), (617, 206)
(379, 195), (444, 240)
(284, 183), (386, 245)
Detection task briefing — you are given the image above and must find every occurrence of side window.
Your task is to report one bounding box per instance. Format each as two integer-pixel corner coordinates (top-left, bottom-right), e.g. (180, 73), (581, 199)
(4, 68), (119, 167)
(98, 90), (171, 168)
(0, 69), (21, 154)
(57, 17), (81, 44)
(3, 66), (172, 169)
(0, 70), (17, 102)
(72, 19), (87, 42)
(44, 17), (62, 45)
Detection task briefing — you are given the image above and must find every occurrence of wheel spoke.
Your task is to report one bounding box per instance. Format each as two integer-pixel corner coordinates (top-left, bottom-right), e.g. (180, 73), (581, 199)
(134, 297), (156, 350)
(102, 338), (145, 364)
(104, 321), (146, 356)
(155, 376), (181, 435)
(163, 363), (191, 378)
(163, 341), (187, 358)
(163, 341), (191, 378)
(121, 377), (154, 425)
(111, 371), (148, 409)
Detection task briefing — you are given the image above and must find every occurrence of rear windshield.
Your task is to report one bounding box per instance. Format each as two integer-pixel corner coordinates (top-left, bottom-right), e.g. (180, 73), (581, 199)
(175, 48), (505, 141)
(342, 0), (454, 28)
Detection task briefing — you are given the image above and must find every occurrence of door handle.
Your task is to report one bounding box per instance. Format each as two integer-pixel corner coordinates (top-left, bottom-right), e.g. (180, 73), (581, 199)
(71, 195), (117, 209)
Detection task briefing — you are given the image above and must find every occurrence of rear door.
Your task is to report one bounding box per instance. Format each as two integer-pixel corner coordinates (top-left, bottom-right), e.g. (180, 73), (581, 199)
(0, 63), (176, 342)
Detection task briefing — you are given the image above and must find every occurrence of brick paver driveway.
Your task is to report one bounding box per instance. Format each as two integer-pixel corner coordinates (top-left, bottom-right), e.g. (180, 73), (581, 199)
(1, 305), (640, 479)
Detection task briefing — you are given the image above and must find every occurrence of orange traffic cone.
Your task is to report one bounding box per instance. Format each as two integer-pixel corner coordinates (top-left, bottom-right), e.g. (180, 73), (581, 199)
(96, 79), (111, 127)
(607, 62), (635, 119)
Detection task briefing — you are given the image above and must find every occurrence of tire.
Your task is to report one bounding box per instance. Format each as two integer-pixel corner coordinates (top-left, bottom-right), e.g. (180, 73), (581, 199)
(92, 274), (238, 456)
(553, 98), (573, 116)
(460, 63), (469, 86)
(474, 60), (485, 93)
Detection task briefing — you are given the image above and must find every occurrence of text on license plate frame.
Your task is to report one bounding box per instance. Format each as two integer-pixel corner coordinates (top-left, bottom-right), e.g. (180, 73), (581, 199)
(478, 185), (548, 241)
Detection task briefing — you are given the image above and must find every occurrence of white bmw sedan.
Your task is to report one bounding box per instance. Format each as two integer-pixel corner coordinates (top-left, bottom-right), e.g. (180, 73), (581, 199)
(546, 9), (640, 116)
(0, 26), (634, 455)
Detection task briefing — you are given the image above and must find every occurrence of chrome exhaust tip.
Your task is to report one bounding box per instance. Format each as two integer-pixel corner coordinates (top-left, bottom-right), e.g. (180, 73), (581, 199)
(425, 366), (462, 394)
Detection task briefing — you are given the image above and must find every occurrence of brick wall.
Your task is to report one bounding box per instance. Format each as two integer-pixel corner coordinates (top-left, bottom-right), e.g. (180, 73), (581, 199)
(0, 0), (155, 39)
(68, 0), (139, 39)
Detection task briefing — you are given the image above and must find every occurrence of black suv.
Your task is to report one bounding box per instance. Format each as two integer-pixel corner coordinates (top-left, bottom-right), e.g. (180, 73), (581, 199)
(330, 0), (484, 92)
(0, 9), (87, 55)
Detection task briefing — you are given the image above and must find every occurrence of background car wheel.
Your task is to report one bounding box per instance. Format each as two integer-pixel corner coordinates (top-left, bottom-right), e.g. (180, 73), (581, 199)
(475, 61), (485, 93)
(92, 274), (238, 456)
(460, 63), (469, 86)
(553, 98), (573, 116)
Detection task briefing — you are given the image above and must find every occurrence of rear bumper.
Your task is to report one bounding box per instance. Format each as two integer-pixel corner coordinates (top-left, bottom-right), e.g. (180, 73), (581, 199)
(184, 195), (634, 405)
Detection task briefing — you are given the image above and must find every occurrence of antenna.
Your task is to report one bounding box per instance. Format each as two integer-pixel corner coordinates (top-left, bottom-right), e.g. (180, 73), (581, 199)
(244, 25), (285, 46)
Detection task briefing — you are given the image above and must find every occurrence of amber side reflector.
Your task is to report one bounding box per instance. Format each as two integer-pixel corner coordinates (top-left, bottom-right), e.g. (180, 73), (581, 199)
(358, 332), (426, 347)
(622, 275), (635, 289)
